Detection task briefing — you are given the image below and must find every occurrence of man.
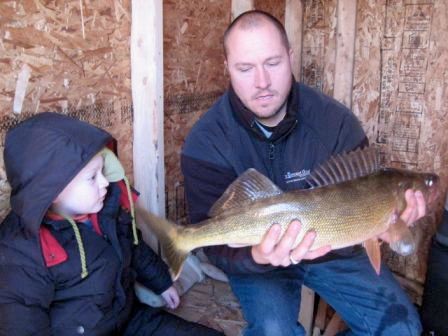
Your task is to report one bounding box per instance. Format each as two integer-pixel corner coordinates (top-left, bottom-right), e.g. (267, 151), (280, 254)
(421, 193), (448, 335)
(181, 10), (425, 336)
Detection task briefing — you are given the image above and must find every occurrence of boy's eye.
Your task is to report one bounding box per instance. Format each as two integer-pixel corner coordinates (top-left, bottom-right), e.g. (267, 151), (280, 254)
(267, 61), (280, 67)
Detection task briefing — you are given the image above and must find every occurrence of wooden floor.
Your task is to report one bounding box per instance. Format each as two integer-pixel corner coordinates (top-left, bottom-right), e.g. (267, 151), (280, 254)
(171, 277), (246, 336)
(170, 277), (348, 336)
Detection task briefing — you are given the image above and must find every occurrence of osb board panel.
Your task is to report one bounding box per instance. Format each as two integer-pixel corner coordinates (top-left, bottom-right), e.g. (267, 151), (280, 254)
(301, 0), (337, 95)
(352, 0), (448, 284)
(0, 1), (133, 221)
(254, 0), (285, 23)
(163, 0), (229, 96)
(163, 0), (230, 222)
(352, 0), (384, 140)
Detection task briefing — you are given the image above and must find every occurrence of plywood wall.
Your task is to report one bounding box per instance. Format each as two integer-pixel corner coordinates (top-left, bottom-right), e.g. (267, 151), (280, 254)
(163, 0), (230, 223)
(0, 0), (134, 220)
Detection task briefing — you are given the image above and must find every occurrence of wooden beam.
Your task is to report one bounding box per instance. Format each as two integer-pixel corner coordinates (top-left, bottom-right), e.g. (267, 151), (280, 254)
(231, 0), (254, 21)
(314, 297), (328, 332)
(131, 0), (164, 249)
(285, 0), (304, 80)
(299, 285), (315, 336)
(333, 0), (357, 108)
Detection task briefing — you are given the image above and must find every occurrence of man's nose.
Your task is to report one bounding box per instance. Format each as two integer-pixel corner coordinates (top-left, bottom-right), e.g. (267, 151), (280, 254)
(254, 66), (271, 89)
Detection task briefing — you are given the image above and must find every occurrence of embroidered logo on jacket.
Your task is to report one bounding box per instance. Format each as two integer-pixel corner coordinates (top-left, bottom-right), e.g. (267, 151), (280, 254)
(284, 169), (310, 184)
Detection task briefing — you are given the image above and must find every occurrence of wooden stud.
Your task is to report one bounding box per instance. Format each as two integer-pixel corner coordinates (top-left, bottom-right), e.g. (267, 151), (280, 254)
(131, 0), (164, 249)
(285, 0), (304, 80)
(333, 0), (357, 108)
(299, 285), (315, 336)
(231, 0), (254, 21)
(314, 297), (329, 332)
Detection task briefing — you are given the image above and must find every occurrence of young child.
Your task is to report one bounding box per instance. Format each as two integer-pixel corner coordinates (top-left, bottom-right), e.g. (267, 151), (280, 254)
(0, 112), (223, 335)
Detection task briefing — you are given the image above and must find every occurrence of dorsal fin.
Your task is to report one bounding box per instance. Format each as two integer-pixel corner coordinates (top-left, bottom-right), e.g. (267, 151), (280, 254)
(306, 147), (381, 188)
(208, 168), (283, 217)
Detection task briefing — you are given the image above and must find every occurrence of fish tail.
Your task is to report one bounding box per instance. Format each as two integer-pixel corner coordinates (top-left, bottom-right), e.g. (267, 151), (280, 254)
(136, 205), (191, 280)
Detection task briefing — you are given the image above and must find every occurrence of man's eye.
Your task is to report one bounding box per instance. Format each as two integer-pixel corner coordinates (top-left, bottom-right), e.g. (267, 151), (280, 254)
(238, 67), (251, 73)
(267, 62), (280, 67)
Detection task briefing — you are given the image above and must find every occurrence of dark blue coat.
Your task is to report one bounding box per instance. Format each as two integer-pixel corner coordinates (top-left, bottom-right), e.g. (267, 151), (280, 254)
(181, 82), (367, 275)
(0, 113), (172, 335)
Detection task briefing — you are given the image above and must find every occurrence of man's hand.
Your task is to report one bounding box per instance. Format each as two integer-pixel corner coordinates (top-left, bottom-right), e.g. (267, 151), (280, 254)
(251, 220), (331, 266)
(379, 189), (426, 243)
(161, 286), (180, 309)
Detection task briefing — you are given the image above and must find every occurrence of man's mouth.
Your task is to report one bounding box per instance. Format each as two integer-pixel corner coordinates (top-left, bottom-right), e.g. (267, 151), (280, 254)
(255, 94), (274, 101)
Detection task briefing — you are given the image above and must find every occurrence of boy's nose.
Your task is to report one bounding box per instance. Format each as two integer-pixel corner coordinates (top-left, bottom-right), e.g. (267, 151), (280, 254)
(98, 173), (109, 188)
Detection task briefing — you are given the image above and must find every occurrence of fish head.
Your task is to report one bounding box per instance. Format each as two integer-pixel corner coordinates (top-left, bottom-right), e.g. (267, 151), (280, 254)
(386, 169), (440, 207)
(407, 172), (440, 207)
(380, 170), (440, 257)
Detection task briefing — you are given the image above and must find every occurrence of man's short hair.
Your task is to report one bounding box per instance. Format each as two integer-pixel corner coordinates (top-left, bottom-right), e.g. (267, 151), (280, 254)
(223, 10), (290, 58)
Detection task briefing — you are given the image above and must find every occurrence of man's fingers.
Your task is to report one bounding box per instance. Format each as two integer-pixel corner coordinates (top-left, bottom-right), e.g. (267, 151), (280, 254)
(303, 245), (332, 260)
(415, 190), (426, 219)
(274, 220), (301, 258)
(258, 223), (282, 255)
(401, 190), (417, 224)
(288, 230), (316, 264)
(401, 190), (427, 226)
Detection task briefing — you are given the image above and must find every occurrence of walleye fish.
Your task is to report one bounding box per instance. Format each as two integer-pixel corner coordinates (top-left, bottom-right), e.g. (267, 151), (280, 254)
(137, 148), (439, 280)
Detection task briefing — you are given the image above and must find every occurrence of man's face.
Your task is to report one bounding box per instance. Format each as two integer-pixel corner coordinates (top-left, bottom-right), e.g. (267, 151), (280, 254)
(225, 22), (293, 126)
(52, 154), (109, 217)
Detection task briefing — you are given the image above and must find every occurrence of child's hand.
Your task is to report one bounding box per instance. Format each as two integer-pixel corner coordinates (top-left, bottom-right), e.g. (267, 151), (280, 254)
(161, 286), (180, 309)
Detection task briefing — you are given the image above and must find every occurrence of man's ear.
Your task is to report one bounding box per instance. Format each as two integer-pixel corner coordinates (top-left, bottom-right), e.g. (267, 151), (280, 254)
(288, 48), (294, 65)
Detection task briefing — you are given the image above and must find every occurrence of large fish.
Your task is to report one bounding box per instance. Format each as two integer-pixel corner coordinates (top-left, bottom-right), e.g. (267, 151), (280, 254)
(137, 148), (439, 280)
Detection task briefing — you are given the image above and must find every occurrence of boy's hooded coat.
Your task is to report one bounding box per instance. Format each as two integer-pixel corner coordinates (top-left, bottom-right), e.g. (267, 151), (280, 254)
(0, 112), (172, 335)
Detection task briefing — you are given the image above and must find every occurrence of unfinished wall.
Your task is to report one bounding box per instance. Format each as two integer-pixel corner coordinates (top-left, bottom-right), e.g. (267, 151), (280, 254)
(163, 0), (230, 223)
(254, 0), (285, 22)
(301, 0), (338, 95)
(0, 0), (133, 220)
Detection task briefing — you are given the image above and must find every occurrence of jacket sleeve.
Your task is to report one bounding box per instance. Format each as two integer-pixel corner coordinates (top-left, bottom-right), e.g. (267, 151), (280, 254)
(132, 237), (173, 295)
(0, 262), (53, 335)
(181, 153), (275, 275)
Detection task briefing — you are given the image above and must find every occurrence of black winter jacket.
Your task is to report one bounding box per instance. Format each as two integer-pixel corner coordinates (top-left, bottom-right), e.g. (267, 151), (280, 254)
(0, 113), (172, 335)
(181, 82), (368, 275)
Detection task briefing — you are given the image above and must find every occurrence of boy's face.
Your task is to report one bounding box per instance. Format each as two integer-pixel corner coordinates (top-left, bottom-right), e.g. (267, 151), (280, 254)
(52, 154), (109, 217)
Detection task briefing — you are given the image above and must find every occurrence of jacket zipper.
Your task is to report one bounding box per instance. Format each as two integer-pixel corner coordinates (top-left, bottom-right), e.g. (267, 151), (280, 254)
(268, 142), (275, 179)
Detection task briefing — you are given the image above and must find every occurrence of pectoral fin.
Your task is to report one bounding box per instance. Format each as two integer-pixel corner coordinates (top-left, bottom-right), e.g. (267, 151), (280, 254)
(363, 238), (382, 275)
